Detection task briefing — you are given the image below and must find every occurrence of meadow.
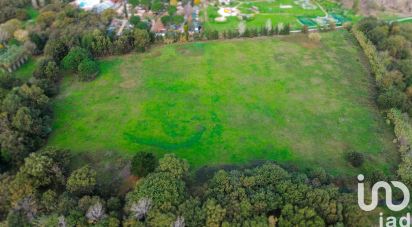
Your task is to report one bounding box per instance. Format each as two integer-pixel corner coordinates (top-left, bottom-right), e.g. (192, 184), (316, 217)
(48, 30), (399, 175)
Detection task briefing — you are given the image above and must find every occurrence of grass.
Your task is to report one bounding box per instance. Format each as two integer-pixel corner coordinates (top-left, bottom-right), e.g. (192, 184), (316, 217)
(14, 57), (37, 81)
(203, 0), (326, 31)
(48, 30), (398, 175)
(400, 18), (412, 24)
(26, 6), (39, 21)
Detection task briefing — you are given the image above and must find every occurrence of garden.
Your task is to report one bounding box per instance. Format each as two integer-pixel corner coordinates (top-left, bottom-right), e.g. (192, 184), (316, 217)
(203, 0), (353, 31)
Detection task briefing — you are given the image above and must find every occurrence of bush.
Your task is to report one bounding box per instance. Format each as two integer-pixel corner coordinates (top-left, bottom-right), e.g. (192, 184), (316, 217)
(345, 151), (364, 167)
(62, 47), (90, 71)
(78, 59), (99, 81)
(131, 152), (157, 177)
(377, 87), (406, 109)
(33, 57), (59, 82)
(308, 33), (321, 42)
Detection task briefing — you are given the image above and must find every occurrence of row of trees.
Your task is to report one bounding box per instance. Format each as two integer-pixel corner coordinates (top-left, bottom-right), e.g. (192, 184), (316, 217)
(355, 17), (412, 113)
(125, 154), (367, 226)
(387, 109), (412, 187)
(0, 151), (370, 226)
(352, 18), (412, 189)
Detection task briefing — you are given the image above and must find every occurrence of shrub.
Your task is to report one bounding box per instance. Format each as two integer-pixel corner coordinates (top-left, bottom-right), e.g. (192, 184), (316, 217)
(78, 59), (99, 82)
(351, 27), (385, 83)
(62, 47), (90, 71)
(345, 151), (364, 167)
(131, 152), (157, 177)
(377, 87), (406, 109)
(308, 32), (321, 42)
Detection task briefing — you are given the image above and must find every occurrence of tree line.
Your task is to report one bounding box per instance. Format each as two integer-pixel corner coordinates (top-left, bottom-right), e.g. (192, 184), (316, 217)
(0, 150), (370, 226)
(351, 17), (412, 194)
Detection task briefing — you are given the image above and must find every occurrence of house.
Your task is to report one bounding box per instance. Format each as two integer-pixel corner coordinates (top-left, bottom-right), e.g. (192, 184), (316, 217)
(151, 19), (166, 34)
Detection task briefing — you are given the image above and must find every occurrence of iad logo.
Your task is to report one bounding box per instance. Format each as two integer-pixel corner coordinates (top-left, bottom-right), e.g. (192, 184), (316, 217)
(357, 174), (410, 212)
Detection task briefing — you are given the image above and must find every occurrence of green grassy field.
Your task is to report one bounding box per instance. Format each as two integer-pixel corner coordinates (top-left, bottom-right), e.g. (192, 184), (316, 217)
(203, 0), (326, 31)
(15, 57), (38, 81)
(48, 31), (398, 175)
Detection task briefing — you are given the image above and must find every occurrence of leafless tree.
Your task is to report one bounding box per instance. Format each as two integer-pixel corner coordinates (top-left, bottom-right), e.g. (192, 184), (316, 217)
(174, 216), (185, 227)
(265, 19), (272, 32)
(86, 201), (106, 224)
(130, 197), (152, 220)
(16, 196), (38, 222)
(238, 21), (246, 36)
(58, 216), (67, 227)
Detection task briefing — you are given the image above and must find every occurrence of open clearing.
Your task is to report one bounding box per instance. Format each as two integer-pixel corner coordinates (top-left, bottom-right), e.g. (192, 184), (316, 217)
(48, 31), (398, 175)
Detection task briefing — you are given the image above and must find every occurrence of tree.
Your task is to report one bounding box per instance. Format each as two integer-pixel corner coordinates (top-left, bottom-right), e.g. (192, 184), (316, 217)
(130, 198), (152, 220)
(151, 0), (165, 13)
(368, 25), (389, 48)
(86, 201), (106, 224)
(130, 16), (141, 27)
(328, 21), (336, 31)
(41, 190), (57, 212)
(345, 151), (364, 167)
(66, 165), (97, 195)
(19, 152), (56, 187)
(0, 174), (12, 220)
(302, 25), (309, 34)
(62, 47), (91, 71)
(131, 152), (157, 177)
(127, 172), (185, 212)
(377, 87), (406, 109)
(168, 6), (177, 16)
(238, 21), (246, 36)
(43, 61), (60, 82)
(44, 39), (68, 63)
(204, 199), (226, 227)
(157, 154), (188, 179)
(133, 29), (150, 51)
(352, 0), (360, 14)
(178, 197), (205, 227)
(174, 216), (185, 227)
(113, 33), (134, 54)
(78, 59), (99, 82)
(278, 204), (325, 227)
(0, 19), (22, 37)
(384, 35), (409, 58)
(37, 11), (56, 29)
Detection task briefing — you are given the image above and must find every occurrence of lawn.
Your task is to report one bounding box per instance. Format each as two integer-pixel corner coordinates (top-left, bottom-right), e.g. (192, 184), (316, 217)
(14, 57), (38, 81)
(48, 30), (398, 175)
(203, 0), (326, 31)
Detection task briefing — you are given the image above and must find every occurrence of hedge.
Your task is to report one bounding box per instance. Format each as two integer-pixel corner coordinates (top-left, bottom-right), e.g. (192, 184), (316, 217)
(351, 26), (386, 85)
